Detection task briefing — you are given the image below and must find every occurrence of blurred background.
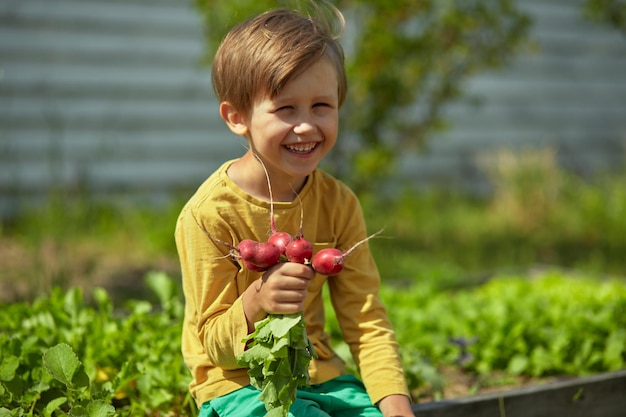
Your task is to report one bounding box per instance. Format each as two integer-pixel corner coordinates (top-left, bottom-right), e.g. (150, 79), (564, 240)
(3, 0), (625, 300)
(1, 0), (626, 412)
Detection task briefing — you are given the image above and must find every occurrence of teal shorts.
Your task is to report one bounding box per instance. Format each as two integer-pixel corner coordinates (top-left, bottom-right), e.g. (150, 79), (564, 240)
(198, 374), (382, 417)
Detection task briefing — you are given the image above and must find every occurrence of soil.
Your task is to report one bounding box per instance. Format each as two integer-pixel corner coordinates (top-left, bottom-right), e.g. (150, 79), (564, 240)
(414, 366), (553, 403)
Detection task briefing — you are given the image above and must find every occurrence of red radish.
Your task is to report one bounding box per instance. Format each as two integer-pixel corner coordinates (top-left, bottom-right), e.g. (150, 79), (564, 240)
(268, 231), (293, 255)
(311, 248), (344, 275)
(283, 186), (312, 263)
(285, 237), (313, 264)
(243, 260), (269, 273)
(209, 236), (280, 272)
(238, 239), (281, 271)
(236, 239), (258, 259)
(311, 230), (383, 275)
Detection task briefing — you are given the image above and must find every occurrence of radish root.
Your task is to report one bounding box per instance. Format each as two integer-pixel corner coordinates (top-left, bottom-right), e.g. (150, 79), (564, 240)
(343, 229), (384, 257)
(251, 152), (278, 235)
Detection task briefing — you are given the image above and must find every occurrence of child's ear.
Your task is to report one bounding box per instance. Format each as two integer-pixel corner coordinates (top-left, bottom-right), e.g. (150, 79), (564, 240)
(219, 102), (249, 136)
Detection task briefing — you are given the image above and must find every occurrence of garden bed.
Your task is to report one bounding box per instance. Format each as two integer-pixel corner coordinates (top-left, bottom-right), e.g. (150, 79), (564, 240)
(412, 369), (626, 417)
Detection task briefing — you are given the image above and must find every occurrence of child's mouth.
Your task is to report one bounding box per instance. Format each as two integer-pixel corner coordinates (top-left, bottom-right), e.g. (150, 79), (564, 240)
(285, 142), (318, 154)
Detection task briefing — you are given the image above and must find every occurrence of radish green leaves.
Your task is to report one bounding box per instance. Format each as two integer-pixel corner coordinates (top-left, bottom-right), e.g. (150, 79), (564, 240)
(237, 312), (317, 417)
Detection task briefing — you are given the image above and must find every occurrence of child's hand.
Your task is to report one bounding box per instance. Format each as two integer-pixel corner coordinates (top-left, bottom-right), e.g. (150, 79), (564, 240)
(259, 262), (315, 313)
(378, 394), (414, 417)
(243, 262), (315, 328)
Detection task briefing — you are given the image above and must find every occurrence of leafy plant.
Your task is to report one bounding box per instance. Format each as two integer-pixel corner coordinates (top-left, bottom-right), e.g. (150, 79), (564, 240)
(0, 272), (194, 417)
(583, 0), (626, 33)
(42, 343), (115, 417)
(237, 313), (317, 416)
(379, 270), (626, 395)
(2, 269), (626, 413)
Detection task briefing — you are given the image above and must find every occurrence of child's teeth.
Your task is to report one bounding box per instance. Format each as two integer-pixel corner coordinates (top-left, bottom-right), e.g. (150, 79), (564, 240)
(288, 143), (315, 152)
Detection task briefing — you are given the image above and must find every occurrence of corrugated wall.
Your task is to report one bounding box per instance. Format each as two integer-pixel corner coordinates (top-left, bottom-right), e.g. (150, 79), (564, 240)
(0, 0), (240, 216)
(400, 0), (626, 190)
(1, 0), (625, 215)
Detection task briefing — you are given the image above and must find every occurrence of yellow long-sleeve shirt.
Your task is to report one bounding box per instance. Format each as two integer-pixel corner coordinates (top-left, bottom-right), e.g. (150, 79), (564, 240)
(175, 160), (409, 408)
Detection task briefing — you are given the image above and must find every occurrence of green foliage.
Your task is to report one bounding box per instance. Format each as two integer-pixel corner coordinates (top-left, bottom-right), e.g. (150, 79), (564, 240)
(2, 269), (626, 413)
(192, 0), (531, 188)
(324, 270), (626, 396)
(0, 193), (183, 301)
(0, 272), (194, 417)
(386, 271), (626, 381)
(40, 343), (114, 417)
(364, 155), (626, 281)
(237, 313), (317, 416)
(4, 191), (180, 256)
(583, 0), (626, 32)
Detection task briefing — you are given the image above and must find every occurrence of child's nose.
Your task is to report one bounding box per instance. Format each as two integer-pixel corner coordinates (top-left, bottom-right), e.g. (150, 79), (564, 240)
(293, 118), (317, 135)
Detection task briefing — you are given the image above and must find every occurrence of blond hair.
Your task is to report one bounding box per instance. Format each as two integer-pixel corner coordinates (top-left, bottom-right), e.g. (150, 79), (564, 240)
(211, 6), (348, 115)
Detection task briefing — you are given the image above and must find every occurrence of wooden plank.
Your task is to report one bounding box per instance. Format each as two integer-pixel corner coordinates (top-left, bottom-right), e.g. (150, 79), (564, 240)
(1, 65), (213, 98)
(0, 27), (203, 60)
(0, 97), (217, 123)
(0, 160), (227, 192)
(0, 0), (200, 35)
(0, 129), (235, 161)
(412, 370), (626, 417)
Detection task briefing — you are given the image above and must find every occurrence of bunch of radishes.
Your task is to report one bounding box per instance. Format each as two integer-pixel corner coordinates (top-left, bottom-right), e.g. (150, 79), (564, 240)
(232, 225), (378, 276)
(217, 192), (378, 276)
(201, 156), (378, 276)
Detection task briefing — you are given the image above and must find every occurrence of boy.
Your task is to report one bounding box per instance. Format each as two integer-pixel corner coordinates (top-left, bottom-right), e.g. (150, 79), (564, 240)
(175, 5), (413, 417)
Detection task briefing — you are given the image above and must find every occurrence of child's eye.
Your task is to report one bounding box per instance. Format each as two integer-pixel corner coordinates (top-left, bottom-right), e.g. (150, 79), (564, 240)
(275, 105), (293, 112)
(314, 102), (331, 108)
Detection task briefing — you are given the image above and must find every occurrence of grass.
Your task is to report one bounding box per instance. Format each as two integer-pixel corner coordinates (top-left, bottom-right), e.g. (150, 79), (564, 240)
(364, 148), (626, 284)
(0, 192), (183, 302)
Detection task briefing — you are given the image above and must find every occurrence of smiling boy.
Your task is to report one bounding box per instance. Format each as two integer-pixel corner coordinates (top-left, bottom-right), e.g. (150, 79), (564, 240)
(175, 6), (413, 417)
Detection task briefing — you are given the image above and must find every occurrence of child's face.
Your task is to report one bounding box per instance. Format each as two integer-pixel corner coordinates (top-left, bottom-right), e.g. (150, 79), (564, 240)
(246, 58), (339, 183)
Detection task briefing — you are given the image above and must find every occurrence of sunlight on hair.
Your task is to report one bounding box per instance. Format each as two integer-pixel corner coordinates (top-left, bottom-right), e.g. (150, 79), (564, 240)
(295, 0), (346, 40)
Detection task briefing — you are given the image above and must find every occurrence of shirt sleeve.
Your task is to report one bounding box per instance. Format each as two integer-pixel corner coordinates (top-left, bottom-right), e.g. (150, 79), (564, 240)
(326, 189), (410, 404)
(176, 203), (250, 370)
